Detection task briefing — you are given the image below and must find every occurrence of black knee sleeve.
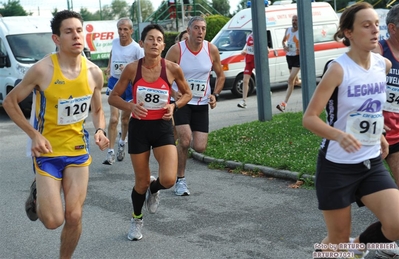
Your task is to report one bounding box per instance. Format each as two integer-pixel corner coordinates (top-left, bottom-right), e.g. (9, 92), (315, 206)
(131, 187), (146, 217)
(150, 177), (166, 193)
(359, 221), (393, 245)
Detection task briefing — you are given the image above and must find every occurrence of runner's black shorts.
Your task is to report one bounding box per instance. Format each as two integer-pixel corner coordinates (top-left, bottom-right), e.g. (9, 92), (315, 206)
(286, 55), (300, 69)
(315, 150), (397, 210)
(173, 103), (209, 133)
(388, 142), (399, 157)
(128, 118), (174, 154)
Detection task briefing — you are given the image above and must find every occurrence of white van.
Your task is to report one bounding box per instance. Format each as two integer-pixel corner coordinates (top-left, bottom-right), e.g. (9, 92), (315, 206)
(210, 2), (347, 97)
(0, 16), (92, 113)
(0, 16), (56, 112)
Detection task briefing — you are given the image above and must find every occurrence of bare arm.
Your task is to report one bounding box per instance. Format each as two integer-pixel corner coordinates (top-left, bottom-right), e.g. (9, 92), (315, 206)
(241, 46), (247, 56)
(282, 28), (289, 51)
(209, 43), (225, 108)
(3, 60), (54, 156)
(384, 57), (392, 75)
(165, 44), (182, 99)
(381, 58), (392, 158)
(3, 67), (41, 139)
(167, 61), (192, 109)
(303, 62), (362, 153)
(108, 61), (137, 113)
(165, 43), (180, 64)
(88, 64), (109, 150)
(105, 50), (112, 78)
(162, 60), (192, 120)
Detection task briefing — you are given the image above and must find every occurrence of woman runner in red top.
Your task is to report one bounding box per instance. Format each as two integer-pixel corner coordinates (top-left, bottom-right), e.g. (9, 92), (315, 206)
(108, 24), (192, 241)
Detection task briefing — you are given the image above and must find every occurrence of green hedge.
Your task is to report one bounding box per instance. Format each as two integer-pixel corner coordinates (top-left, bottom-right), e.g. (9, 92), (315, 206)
(162, 31), (180, 57)
(204, 15), (230, 42)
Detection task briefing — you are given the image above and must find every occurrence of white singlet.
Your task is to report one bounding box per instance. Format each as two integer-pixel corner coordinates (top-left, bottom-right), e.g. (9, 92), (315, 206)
(321, 52), (387, 164)
(172, 40), (213, 105)
(110, 38), (144, 78)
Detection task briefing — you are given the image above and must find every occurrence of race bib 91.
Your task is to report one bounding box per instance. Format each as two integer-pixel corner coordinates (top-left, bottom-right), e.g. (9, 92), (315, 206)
(346, 111), (384, 145)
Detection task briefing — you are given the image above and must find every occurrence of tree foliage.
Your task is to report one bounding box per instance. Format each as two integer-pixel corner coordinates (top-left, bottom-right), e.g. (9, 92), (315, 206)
(80, 7), (101, 21)
(212, 0), (230, 16)
(51, 8), (58, 17)
(109, 0), (130, 18)
(130, 0), (155, 22)
(0, 0), (30, 16)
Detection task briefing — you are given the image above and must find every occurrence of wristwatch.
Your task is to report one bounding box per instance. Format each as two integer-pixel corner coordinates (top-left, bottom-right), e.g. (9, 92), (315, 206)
(95, 128), (107, 137)
(214, 93), (220, 101)
(174, 102), (179, 112)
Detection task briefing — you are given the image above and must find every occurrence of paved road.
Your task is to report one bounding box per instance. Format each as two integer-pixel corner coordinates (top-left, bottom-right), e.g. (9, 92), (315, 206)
(0, 87), (379, 258)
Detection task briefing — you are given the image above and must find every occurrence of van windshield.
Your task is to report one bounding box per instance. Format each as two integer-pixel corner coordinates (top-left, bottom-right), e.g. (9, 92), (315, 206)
(212, 30), (251, 51)
(7, 33), (55, 63)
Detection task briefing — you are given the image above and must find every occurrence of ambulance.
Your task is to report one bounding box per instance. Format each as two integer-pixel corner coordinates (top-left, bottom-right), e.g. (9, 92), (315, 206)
(210, 2), (348, 97)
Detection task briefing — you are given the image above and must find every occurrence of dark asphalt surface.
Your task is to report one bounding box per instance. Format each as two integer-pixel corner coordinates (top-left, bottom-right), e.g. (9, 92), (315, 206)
(0, 87), (381, 258)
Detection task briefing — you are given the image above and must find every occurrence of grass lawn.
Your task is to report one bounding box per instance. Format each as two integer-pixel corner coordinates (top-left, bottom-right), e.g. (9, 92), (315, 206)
(203, 111), (323, 187)
(203, 111), (393, 188)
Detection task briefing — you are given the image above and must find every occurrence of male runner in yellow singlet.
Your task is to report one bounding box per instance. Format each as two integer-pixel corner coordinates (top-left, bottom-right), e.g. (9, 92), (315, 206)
(3, 10), (109, 259)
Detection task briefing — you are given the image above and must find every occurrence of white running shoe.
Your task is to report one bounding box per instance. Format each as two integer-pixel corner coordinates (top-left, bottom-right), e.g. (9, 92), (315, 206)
(375, 242), (399, 258)
(174, 178), (190, 196)
(276, 102), (286, 112)
(116, 132), (125, 162)
(127, 217), (143, 241)
(348, 237), (369, 259)
(146, 176), (160, 214)
(237, 100), (247, 109)
(102, 150), (115, 165)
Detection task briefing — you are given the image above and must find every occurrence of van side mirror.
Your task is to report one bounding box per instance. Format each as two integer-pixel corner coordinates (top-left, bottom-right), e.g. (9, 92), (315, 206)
(83, 47), (91, 60)
(0, 52), (7, 68)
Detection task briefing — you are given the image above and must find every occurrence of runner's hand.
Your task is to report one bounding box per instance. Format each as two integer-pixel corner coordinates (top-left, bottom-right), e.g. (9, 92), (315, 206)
(209, 95), (217, 109)
(31, 134), (53, 157)
(94, 132), (109, 151)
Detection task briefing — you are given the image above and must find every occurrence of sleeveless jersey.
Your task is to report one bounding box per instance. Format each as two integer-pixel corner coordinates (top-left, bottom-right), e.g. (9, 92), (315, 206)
(321, 53), (387, 164)
(380, 40), (399, 145)
(245, 33), (254, 63)
(172, 40), (213, 105)
(283, 28), (299, 56)
(31, 54), (93, 157)
(131, 58), (171, 120)
(110, 38), (144, 79)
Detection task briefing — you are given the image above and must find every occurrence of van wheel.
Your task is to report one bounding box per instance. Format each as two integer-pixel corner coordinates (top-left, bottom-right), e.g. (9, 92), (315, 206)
(231, 74), (255, 98)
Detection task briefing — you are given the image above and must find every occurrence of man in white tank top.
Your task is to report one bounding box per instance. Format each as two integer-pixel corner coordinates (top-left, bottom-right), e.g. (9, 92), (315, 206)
(277, 15), (301, 112)
(165, 16), (225, 196)
(103, 18), (144, 165)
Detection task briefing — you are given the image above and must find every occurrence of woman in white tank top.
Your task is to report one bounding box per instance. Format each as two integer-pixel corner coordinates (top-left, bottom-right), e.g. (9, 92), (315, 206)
(303, 3), (399, 257)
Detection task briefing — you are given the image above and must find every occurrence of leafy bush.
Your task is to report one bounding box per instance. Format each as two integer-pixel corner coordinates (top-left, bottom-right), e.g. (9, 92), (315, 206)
(161, 31), (180, 57)
(205, 15), (230, 41)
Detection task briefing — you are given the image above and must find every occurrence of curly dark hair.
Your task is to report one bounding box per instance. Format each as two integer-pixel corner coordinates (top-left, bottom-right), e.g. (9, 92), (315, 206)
(140, 24), (164, 42)
(51, 10), (83, 36)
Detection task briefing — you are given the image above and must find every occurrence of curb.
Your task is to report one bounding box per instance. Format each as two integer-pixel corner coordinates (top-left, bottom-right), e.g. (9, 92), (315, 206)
(190, 149), (316, 183)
